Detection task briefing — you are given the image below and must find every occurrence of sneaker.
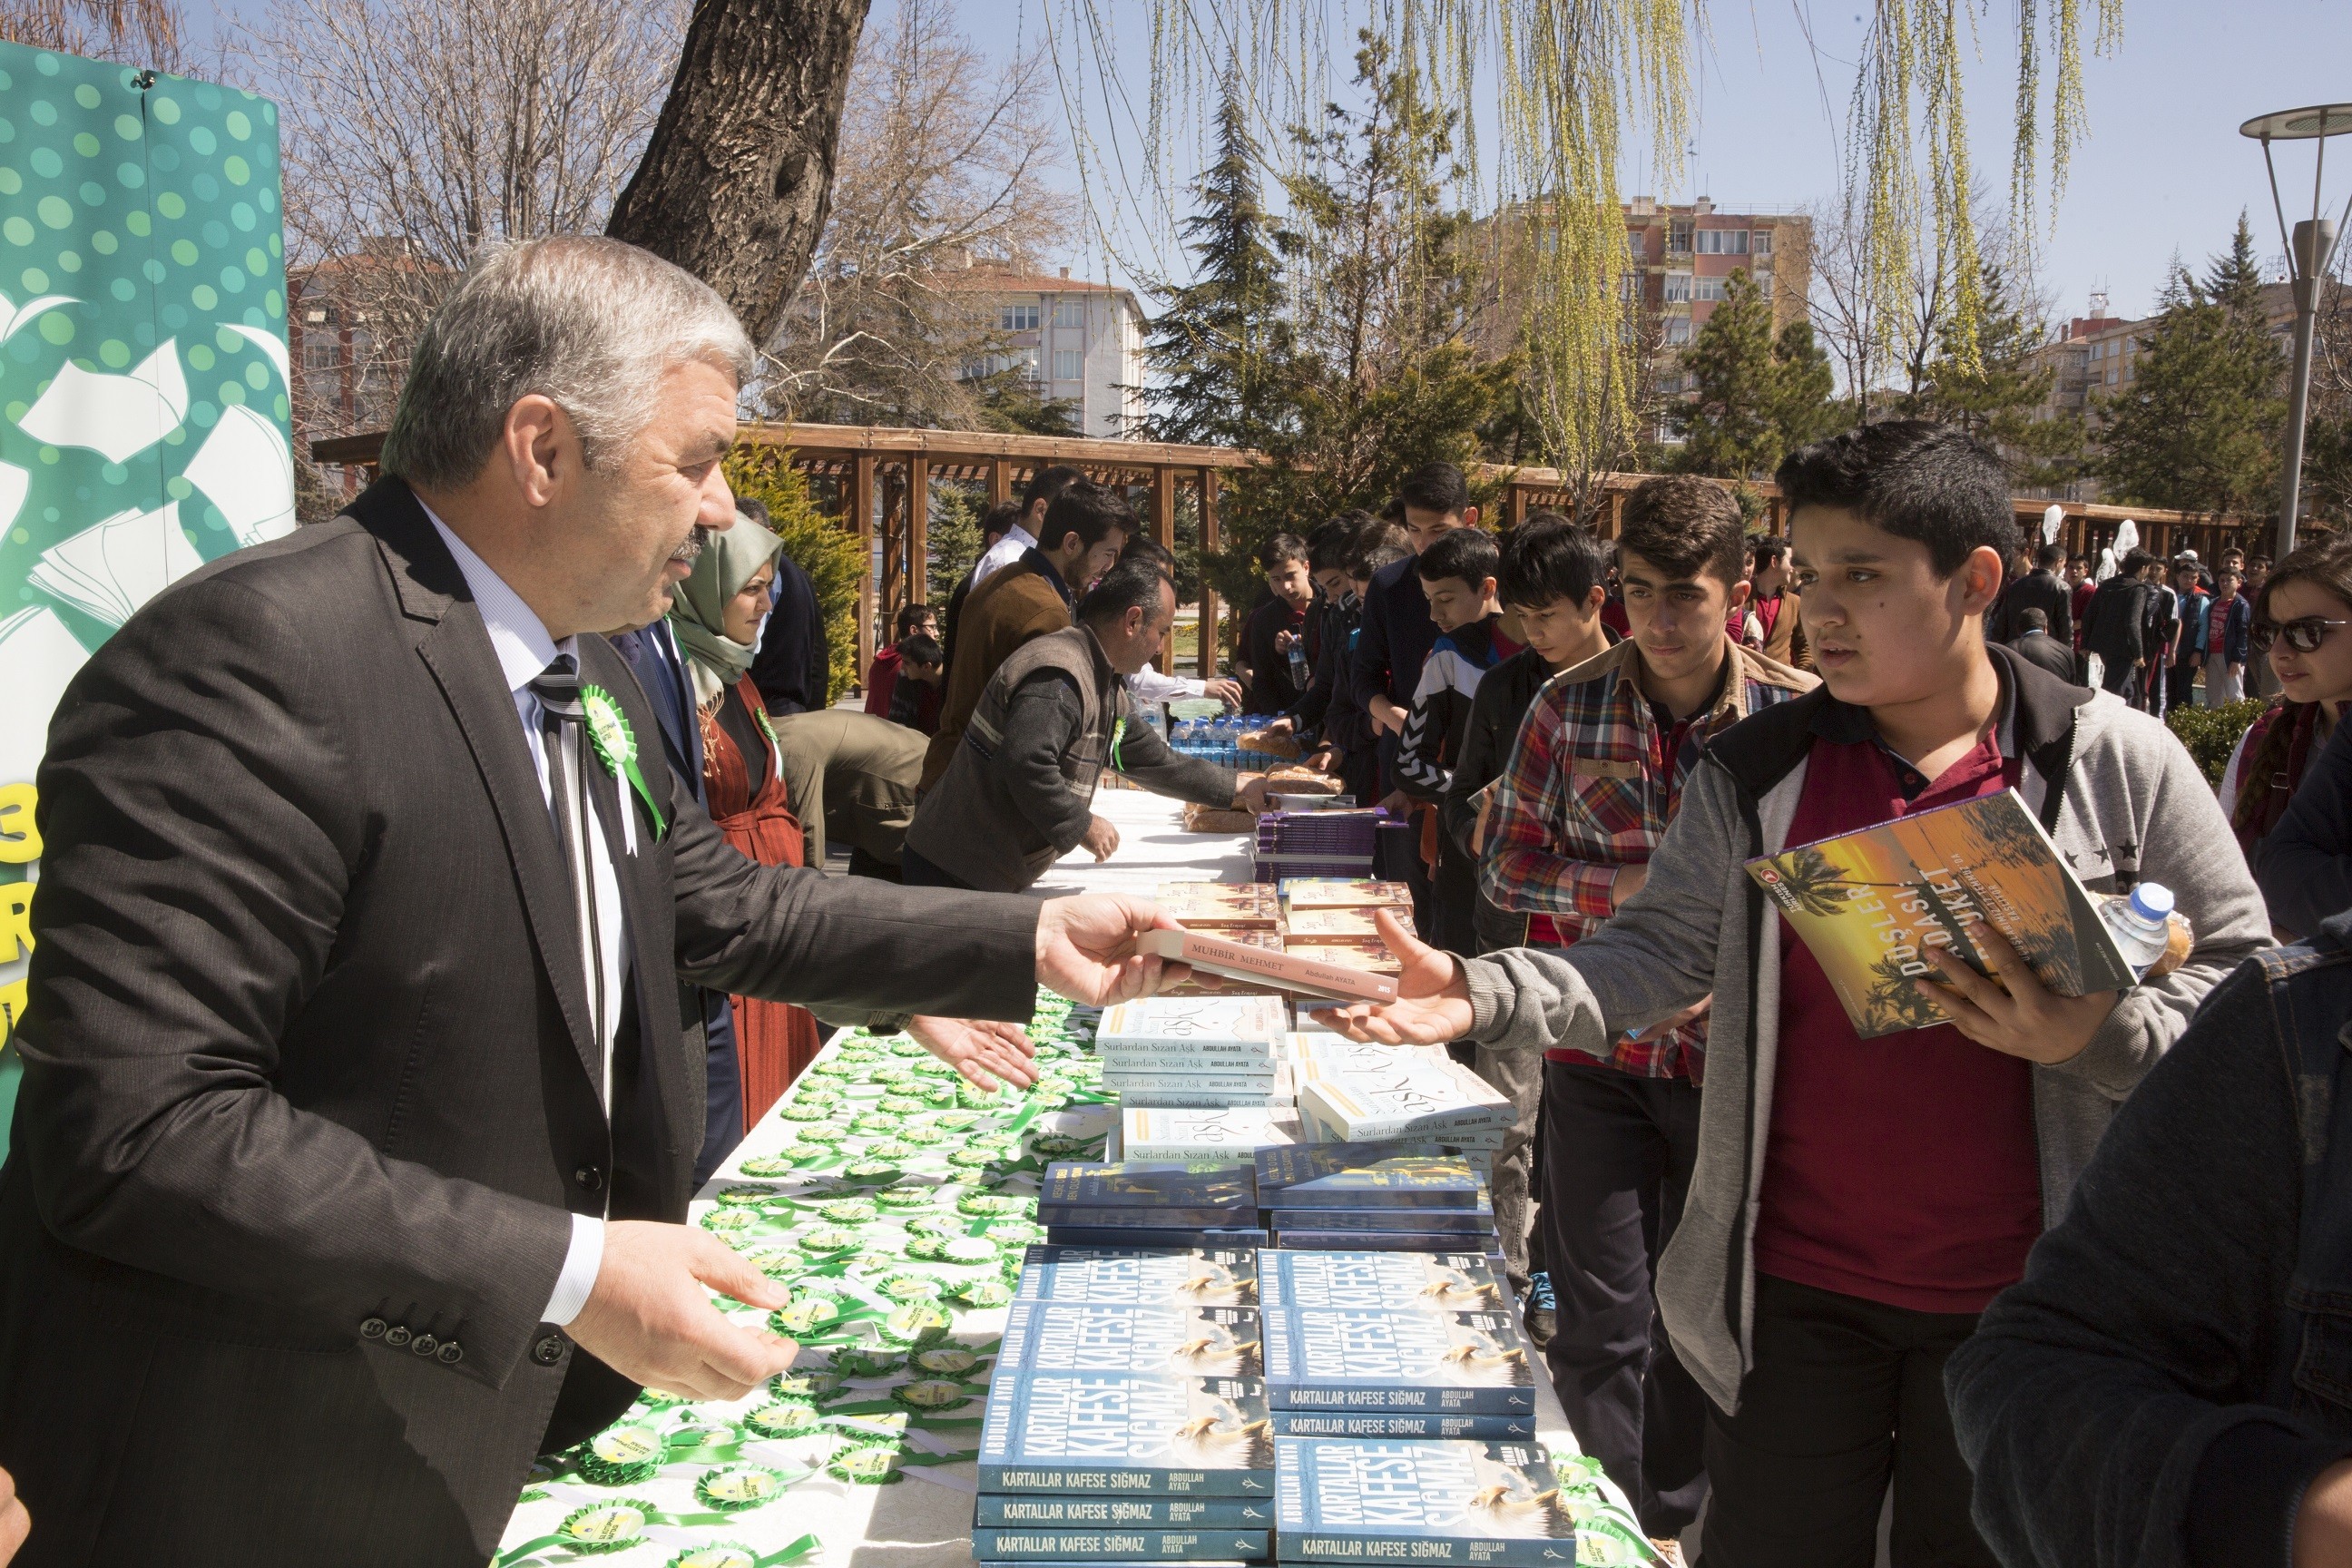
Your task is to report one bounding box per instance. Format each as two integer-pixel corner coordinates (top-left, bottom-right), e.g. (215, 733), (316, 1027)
(1523, 1270), (1557, 1349)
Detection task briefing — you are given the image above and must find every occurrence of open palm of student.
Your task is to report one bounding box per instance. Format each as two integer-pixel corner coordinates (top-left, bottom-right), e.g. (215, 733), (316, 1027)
(1308, 907), (1476, 1045)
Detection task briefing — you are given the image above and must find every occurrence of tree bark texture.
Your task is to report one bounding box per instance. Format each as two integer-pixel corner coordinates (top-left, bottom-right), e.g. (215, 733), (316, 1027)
(606, 0), (872, 345)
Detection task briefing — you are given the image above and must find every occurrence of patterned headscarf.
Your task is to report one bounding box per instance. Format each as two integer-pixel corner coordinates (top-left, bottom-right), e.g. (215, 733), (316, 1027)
(669, 511), (786, 709)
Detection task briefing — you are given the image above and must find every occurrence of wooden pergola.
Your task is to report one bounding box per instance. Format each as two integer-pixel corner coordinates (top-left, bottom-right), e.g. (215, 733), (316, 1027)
(311, 421), (2246, 681)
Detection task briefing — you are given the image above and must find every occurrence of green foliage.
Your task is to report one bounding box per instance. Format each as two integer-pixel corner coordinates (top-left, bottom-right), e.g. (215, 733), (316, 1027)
(725, 446), (865, 705)
(974, 374), (1083, 436)
(1898, 265), (2086, 490)
(1671, 270), (1839, 479)
(2166, 697), (2267, 786)
(926, 482), (987, 603)
(2100, 216), (2284, 519)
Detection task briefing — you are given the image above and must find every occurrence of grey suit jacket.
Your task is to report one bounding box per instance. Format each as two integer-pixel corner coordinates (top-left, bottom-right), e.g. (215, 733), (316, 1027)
(0, 478), (1038, 1565)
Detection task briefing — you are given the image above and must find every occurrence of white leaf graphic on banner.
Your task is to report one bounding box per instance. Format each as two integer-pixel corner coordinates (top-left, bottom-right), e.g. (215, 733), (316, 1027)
(16, 341), (189, 464)
(0, 289), (77, 345)
(219, 323), (289, 387)
(182, 402), (295, 545)
(0, 605), (89, 790)
(0, 460), (26, 534)
(26, 502), (203, 630)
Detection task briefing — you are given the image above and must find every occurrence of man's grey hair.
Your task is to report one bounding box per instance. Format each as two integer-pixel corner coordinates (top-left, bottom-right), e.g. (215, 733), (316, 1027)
(378, 237), (755, 490)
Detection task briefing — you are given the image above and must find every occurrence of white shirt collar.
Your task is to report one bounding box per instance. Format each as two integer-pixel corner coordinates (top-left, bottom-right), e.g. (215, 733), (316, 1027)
(1008, 522), (1037, 548)
(420, 501), (570, 696)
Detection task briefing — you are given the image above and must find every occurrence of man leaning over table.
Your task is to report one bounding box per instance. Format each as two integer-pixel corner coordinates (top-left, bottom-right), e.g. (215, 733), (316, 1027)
(0, 237), (1186, 1568)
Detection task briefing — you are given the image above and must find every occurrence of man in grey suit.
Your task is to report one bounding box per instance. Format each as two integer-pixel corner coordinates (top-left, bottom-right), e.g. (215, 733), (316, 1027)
(0, 238), (1178, 1565)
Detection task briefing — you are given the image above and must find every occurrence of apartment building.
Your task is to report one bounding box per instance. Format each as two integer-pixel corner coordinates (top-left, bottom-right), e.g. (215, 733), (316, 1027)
(943, 265), (1147, 439)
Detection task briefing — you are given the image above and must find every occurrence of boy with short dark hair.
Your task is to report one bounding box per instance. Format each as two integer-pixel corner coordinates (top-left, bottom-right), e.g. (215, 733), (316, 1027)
(1326, 423), (2270, 1568)
(1394, 528), (1509, 956)
(1356, 464), (1480, 766)
(886, 633), (946, 733)
(1238, 534), (1316, 714)
(1267, 514), (1375, 756)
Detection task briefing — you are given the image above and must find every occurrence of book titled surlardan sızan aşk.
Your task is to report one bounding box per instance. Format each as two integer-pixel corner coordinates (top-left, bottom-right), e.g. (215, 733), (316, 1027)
(1744, 786), (2135, 1039)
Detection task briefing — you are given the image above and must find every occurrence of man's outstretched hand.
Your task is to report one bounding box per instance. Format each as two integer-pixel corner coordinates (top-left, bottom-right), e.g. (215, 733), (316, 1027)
(565, 1221), (799, 1403)
(1308, 907), (1475, 1044)
(1035, 894), (1187, 1006)
(909, 1014), (1038, 1092)
(0, 1465), (25, 1565)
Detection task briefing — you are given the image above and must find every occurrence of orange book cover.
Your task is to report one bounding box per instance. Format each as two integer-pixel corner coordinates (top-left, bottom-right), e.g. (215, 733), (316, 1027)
(1745, 788), (2133, 1038)
(1141, 928), (1400, 1004)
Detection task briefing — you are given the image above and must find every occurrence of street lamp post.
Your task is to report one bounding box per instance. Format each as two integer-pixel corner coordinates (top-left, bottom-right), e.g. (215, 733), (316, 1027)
(2243, 103), (2352, 560)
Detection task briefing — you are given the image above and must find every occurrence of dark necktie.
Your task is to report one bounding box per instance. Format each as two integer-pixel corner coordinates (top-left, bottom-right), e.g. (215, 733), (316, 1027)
(531, 652), (611, 1102)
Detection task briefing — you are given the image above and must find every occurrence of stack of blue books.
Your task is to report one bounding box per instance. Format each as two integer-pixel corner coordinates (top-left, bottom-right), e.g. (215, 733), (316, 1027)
(974, 1246), (1277, 1568)
(1258, 1249), (1538, 1440)
(1041, 1161), (1270, 1250)
(1274, 1436), (1583, 1567)
(1252, 1146), (1499, 1254)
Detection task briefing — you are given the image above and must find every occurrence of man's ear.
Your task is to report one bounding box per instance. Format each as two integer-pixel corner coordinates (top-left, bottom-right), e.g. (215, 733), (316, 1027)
(1461, 505), (1481, 531)
(503, 394), (573, 510)
(1728, 577), (1753, 612)
(1958, 544), (2005, 615)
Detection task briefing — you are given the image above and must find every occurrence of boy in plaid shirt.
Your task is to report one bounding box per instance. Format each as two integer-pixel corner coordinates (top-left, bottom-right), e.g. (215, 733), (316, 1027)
(1479, 475), (1814, 1549)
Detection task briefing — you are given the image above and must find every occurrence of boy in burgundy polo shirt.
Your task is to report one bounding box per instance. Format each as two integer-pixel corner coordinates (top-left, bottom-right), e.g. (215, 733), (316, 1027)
(1315, 422), (2271, 1568)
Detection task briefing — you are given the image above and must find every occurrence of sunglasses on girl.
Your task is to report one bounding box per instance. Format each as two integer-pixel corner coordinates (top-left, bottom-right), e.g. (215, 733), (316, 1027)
(2251, 616), (2352, 654)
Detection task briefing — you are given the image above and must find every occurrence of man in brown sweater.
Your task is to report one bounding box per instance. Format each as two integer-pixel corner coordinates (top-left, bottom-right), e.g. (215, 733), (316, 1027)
(922, 480), (1133, 792)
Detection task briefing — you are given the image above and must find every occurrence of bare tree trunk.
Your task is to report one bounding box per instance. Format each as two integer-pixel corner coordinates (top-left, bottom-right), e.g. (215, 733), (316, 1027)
(607, 0), (872, 345)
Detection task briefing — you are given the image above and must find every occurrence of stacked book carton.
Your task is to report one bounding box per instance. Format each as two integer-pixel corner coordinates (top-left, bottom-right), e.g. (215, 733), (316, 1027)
(1294, 1049), (1514, 1158)
(1259, 1249), (1537, 1441)
(1253, 1147), (1500, 1254)
(1040, 1161), (1269, 1250)
(1121, 1106), (1305, 1164)
(1276, 880), (1415, 982)
(975, 1246), (1277, 1566)
(1097, 995), (1293, 1111)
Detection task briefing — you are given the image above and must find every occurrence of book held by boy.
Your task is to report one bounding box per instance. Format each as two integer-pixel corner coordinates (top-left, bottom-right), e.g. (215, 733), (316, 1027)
(1139, 929), (1399, 1004)
(1273, 1437), (1577, 1566)
(1744, 786), (2136, 1039)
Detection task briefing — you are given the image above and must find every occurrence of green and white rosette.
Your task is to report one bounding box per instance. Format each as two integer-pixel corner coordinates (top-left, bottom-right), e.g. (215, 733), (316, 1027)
(579, 682), (668, 840)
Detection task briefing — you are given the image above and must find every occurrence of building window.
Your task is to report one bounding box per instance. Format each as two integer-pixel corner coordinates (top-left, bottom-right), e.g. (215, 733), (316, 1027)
(1695, 229), (1749, 255)
(1757, 273), (1774, 301)
(1669, 219), (1693, 253)
(1053, 299), (1084, 328)
(1052, 349), (1084, 381)
(1663, 271), (1693, 303)
(1627, 230), (1645, 259)
(1000, 303), (1041, 331)
(302, 340), (339, 371)
(1751, 230), (1772, 256)
(1695, 276), (1728, 302)
(1665, 318), (1692, 345)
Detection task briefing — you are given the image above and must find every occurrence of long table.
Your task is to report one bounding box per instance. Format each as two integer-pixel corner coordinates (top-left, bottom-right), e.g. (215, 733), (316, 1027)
(495, 792), (1614, 1568)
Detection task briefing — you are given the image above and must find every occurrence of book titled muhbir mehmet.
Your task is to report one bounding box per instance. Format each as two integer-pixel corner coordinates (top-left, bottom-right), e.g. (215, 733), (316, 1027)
(1017, 1247), (1260, 1308)
(978, 1371), (1276, 1494)
(975, 1495), (1276, 1527)
(1136, 929), (1398, 1004)
(1744, 786), (2135, 1039)
(1000, 1302), (1267, 1380)
(971, 1525), (1272, 1560)
(1274, 1437), (1576, 1566)
(1254, 1147), (1487, 1210)
(1261, 1308), (1535, 1416)
(1259, 1250), (1506, 1315)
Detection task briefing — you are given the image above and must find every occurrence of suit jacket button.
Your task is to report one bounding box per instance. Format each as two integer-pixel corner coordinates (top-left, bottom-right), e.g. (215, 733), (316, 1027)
(437, 1340), (465, 1365)
(532, 1333), (566, 1367)
(410, 1333), (438, 1357)
(384, 1325), (412, 1348)
(573, 1165), (604, 1192)
(360, 1318), (388, 1340)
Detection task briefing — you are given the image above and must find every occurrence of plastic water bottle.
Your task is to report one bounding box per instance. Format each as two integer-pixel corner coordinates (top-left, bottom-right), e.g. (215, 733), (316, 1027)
(1288, 642), (1309, 691)
(2099, 883), (2176, 979)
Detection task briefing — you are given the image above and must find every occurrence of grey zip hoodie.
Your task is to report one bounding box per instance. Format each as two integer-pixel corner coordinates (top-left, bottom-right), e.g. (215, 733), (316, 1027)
(1458, 645), (2273, 1414)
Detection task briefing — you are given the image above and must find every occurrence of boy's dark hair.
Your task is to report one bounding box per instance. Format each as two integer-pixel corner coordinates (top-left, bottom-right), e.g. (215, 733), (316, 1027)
(1617, 475), (1748, 587)
(1120, 534), (1178, 577)
(2250, 556), (2273, 573)
(1500, 517), (1611, 611)
(1416, 527), (1500, 592)
(736, 498), (772, 529)
(2018, 608), (2051, 633)
(2035, 542), (2066, 569)
(979, 497), (1024, 544)
(1308, 513), (1374, 573)
(2120, 548), (2157, 575)
(1079, 557), (1171, 629)
(1774, 420), (2020, 578)
(1355, 517), (1410, 556)
(1039, 479), (1134, 554)
(897, 632), (944, 667)
(1751, 534), (1790, 568)
(1022, 464), (1085, 515)
(1396, 462), (1471, 516)
(894, 603), (935, 638)
(1349, 542), (1411, 581)
(2070, 554), (2092, 568)
(1259, 533), (1309, 574)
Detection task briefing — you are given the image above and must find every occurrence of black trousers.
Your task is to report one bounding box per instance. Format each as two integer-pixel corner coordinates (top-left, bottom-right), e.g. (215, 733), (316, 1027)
(1700, 1274), (1997, 1568)
(898, 843), (974, 889)
(2166, 661), (2200, 715)
(1541, 1057), (1708, 1538)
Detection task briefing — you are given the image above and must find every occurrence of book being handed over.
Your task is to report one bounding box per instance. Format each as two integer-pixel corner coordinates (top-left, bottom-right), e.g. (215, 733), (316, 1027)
(1745, 787), (2137, 1039)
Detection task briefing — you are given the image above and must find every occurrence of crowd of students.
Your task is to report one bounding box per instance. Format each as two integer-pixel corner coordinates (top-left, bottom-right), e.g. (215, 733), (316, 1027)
(1270, 425), (2352, 1568)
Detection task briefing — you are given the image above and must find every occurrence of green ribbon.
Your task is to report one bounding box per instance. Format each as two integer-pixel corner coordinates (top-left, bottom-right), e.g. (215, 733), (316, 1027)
(580, 683), (670, 841)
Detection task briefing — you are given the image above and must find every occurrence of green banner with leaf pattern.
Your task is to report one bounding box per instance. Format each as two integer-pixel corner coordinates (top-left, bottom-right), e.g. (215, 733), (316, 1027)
(0, 43), (291, 1160)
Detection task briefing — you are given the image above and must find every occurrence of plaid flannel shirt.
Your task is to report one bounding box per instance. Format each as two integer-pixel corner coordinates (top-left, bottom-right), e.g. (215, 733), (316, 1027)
(1480, 638), (1815, 1080)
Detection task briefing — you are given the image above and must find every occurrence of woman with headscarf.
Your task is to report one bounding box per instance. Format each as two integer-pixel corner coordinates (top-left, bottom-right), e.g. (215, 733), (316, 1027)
(670, 508), (825, 1118)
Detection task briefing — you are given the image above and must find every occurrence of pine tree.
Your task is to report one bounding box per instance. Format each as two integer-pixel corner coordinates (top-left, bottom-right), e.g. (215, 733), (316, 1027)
(1670, 270), (1838, 477)
(2099, 215), (2284, 519)
(1907, 265), (2085, 488)
(1139, 75), (1293, 449)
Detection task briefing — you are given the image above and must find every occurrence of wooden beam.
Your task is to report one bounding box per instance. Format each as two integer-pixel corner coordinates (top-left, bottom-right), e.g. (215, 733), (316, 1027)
(988, 458), (1012, 506)
(1199, 468), (1221, 681)
(1152, 465), (1177, 671)
(850, 453), (876, 670)
(908, 454), (931, 604)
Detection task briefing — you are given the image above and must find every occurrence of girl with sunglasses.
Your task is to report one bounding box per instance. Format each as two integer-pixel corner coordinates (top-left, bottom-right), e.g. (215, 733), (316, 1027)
(2221, 532), (2352, 876)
